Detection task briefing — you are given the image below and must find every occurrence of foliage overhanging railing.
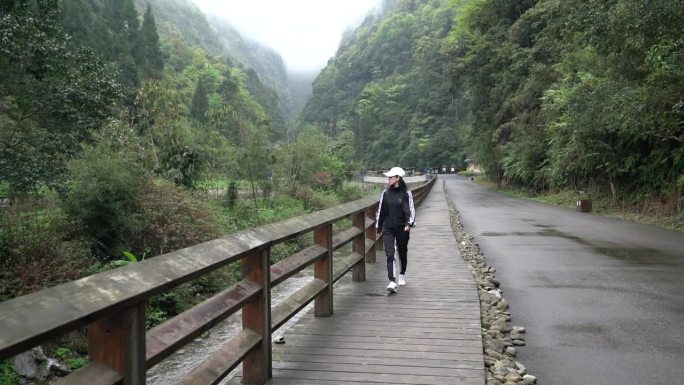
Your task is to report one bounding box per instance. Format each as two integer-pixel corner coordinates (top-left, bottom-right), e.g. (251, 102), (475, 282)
(0, 176), (435, 385)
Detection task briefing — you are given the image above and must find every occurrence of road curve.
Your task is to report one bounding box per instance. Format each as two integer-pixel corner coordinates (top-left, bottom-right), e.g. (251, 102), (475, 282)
(442, 175), (684, 385)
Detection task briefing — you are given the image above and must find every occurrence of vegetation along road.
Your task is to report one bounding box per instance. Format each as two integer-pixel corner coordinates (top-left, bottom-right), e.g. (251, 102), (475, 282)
(443, 175), (684, 385)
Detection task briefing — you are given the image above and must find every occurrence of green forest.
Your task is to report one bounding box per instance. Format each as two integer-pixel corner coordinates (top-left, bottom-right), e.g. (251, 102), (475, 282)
(302, 0), (683, 221)
(1, 0), (362, 316)
(1, 0), (683, 380)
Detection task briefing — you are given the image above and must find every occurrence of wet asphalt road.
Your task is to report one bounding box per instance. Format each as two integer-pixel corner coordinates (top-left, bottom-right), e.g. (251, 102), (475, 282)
(441, 175), (684, 385)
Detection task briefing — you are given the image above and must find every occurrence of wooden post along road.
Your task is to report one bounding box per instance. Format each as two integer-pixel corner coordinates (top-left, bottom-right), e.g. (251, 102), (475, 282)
(230, 185), (485, 385)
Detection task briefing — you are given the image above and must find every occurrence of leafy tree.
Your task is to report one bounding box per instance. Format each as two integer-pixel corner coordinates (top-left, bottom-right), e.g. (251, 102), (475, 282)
(131, 79), (205, 188)
(330, 127), (358, 166)
(63, 146), (145, 258)
(273, 125), (330, 194)
(228, 113), (270, 207)
(0, 7), (122, 193)
(438, 0), (683, 211)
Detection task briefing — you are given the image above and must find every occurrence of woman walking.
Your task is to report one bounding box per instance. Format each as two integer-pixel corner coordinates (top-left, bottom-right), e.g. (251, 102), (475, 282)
(376, 167), (416, 293)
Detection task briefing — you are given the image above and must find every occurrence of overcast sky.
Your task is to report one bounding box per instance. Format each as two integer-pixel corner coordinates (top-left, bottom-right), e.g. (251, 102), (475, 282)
(192, 0), (383, 72)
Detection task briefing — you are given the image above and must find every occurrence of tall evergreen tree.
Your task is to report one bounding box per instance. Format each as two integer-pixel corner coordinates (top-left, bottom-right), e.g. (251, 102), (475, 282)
(59, 0), (95, 47)
(102, 0), (140, 88)
(138, 4), (164, 79)
(190, 78), (209, 122)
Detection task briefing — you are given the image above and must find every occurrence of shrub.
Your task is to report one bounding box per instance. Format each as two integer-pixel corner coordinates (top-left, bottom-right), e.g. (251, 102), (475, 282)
(335, 182), (364, 202)
(0, 182), (9, 199)
(63, 147), (145, 259)
(293, 186), (336, 210)
(0, 201), (94, 301)
(65, 357), (88, 370)
(224, 181), (238, 209)
(52, 346), (87, 370)
(131, 179), (221, 257)
(311, 171), (334, 190)
(0, 360), (18, 385)
(260, 180), (273, 199)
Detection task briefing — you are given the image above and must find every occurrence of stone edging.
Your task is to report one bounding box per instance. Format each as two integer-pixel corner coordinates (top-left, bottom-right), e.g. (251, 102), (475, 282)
(444, 187), (538, 385)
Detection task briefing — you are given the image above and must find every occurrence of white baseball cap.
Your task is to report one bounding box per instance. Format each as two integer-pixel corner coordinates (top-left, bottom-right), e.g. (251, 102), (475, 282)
(383, 166), (405, 177)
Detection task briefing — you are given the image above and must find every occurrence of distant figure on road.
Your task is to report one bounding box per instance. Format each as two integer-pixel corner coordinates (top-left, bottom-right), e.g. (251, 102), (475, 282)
(376, 167), (416, 293)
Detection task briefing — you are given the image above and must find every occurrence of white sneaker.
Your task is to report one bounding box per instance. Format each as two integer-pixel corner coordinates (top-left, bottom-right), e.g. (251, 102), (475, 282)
(387, 281), (397, 293)
(398, 274), (406, 286)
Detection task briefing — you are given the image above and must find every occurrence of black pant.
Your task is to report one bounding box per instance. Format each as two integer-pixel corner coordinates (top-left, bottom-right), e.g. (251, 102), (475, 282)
(382, 230), (410, 282)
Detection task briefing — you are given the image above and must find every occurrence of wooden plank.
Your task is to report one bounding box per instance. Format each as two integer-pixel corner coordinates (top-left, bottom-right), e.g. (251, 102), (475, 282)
(231, 378), (371, 385)
(332, 252), (364, 283)
(365, 238), (376, 256)
(365, 206), (378, 264)
(271, 279), (327, 331)
(274, 346), (482, 368)
(331, 227), (363, 252)
(252, 197), (376, 244)
(269, 368), (483, 385)
(88, 303), (145, 384)
(272, 361), (483, 378)
(241, 249), (271, 384)
(273, 345), (480, 362)
(52, 361), (122, 385)
(270, 245), (326, 287)
(271, 352), (483, 369)
(314, 224), (333, 317)
(285, 325), (482, 338)
(351, 211), (366, 281)
(280, 331), (482, 345)
(272, 338), (479, 353)
(176, 329), (261, 385)
(146, 279), (261, 368)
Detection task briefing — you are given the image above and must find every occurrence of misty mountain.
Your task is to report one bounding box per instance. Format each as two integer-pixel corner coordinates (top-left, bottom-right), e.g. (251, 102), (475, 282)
(206, 16), (298, 121)
(287, 70), (318, 122)
(136, 0), (224, 57)
(136, 0), (311, 122)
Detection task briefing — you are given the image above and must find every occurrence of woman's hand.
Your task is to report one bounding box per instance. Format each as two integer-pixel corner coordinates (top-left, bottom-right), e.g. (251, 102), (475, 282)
(404, 225), (411, 232)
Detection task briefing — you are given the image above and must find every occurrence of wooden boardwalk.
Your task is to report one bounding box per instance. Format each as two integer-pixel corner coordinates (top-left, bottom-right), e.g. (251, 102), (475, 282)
(232, 184), (485, 385)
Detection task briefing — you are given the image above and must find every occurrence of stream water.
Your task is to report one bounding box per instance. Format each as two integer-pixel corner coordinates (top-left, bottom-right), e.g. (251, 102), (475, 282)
(146, 268), (314, 385)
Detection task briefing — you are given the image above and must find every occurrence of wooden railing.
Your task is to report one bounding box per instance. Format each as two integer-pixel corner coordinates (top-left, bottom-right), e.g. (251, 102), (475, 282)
(0, 177), (435, 385)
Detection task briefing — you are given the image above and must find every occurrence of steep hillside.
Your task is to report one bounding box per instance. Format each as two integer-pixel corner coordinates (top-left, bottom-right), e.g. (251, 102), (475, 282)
(207, 16), (297, 122)
(287, 70), (317, 121)
(137, 0), (289, 135)
(300, 0), (463, 170)
(138, 0), (224, 56)
(301, 0), (684, 215)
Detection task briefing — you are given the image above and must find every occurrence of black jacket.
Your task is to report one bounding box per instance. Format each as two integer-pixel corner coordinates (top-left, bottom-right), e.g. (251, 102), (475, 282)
(376, 186), (416, 233)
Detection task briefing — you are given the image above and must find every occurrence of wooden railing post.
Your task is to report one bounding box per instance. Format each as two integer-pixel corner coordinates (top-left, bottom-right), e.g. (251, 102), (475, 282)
(366, 206), (378, 264)
(88, 303), (146, 385)
(314, 224), (333, 317)
(352, 211), (366, 281)
(242, 248), (272, 384)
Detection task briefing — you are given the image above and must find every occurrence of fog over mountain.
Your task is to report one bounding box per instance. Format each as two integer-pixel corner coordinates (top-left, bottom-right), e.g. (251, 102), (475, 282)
(191, 0), (382, 73)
